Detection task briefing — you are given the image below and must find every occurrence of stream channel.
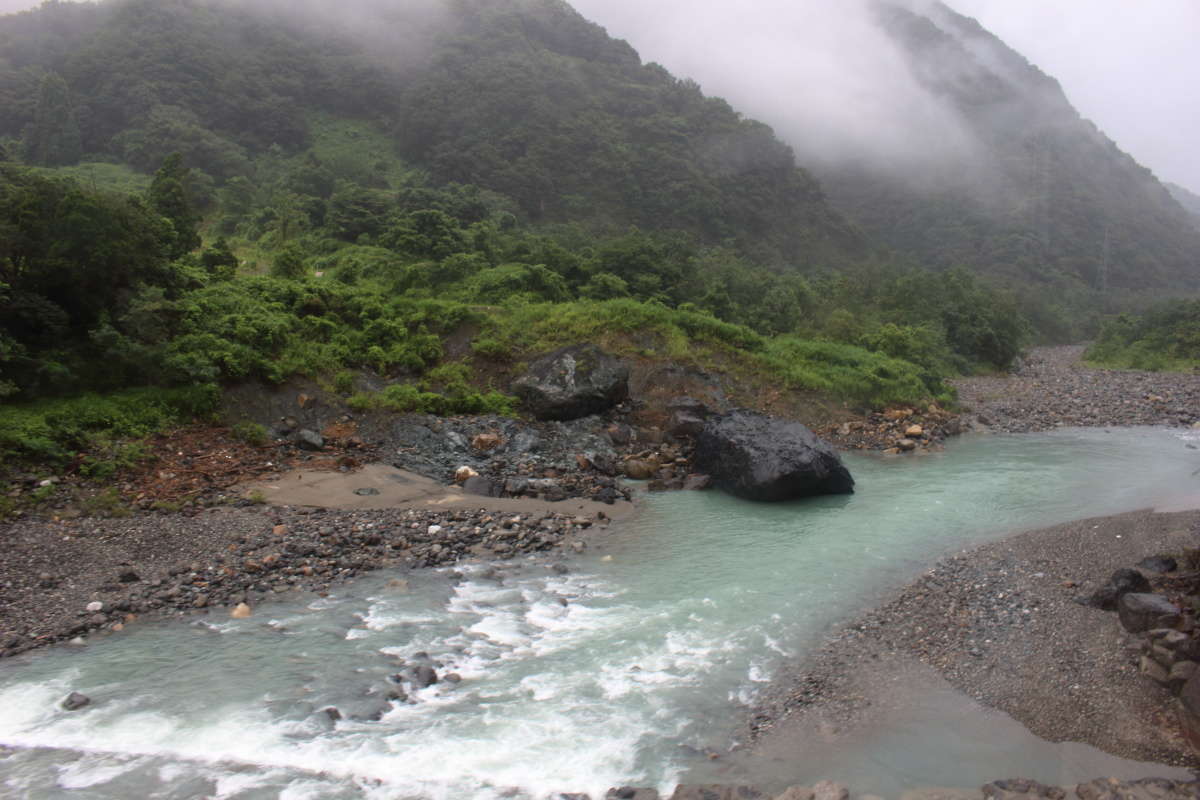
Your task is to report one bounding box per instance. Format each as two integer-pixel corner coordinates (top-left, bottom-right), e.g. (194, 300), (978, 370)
(3, 427), (1200, 799)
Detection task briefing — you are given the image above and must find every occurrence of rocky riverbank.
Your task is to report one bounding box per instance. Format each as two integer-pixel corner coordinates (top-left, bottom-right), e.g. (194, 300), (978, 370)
(955, 345), (1200, 433)
(0, 499), (626, 659)
(746, 507), (1200, 772)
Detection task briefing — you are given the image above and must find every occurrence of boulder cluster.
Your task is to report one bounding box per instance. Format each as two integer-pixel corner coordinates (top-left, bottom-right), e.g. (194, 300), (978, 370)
(394, 347), (855, 504)
(826, 404), (961, 454)
(1084, 554), (1200, 753)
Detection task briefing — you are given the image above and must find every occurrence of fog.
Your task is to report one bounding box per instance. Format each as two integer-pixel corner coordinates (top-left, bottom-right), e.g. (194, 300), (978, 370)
(1, 0), (1196, 192)
(569, 0), (1200, 192)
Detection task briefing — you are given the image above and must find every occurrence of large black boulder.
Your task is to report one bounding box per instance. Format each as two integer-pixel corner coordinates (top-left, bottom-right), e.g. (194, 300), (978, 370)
(511, 344), (630, 421)
(694, 410), (854, 501)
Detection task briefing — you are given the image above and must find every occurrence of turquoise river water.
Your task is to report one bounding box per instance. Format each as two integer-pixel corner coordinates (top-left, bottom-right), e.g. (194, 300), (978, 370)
(2, 427), (1200, 799)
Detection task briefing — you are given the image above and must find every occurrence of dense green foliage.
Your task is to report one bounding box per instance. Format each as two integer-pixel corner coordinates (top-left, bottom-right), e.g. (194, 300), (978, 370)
(0, 0), (860, 266)
(0, 384), (218, 463)
(0, 0), (1066, 472)
(1086, 300), (1200, 371)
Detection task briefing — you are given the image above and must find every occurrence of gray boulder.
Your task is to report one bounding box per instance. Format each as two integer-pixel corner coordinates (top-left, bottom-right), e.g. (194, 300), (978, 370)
(512, 345), (629, 421)
(694, 410), (854, 501)
(296, 429), (325, 451)
(1118, 593), (1182, 633)
(462, 476), (498, 497)
(1137, 555), (1178, 573)
(669, 787), (763, 800)
(61, 692), (91, 711)
(606, 790), (660, 800)
(1083, 568), (1151, 610)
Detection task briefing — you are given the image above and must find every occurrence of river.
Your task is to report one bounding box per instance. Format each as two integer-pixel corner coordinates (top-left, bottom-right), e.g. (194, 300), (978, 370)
(2, 427), (1199, 799)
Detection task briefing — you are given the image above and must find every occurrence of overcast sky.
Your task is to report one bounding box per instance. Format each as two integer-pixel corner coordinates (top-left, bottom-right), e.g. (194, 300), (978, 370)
(0, 0), (1196, 191)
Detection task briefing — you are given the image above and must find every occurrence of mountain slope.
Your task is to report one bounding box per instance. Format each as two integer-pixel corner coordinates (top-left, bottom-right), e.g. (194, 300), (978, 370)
(0, 0), (861, 267)
(1167, 182), (1200, 224)
(815, 1), (1200, 291)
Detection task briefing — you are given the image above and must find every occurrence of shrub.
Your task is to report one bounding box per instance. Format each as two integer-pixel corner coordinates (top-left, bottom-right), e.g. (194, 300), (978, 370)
(231, 420), (270, 446)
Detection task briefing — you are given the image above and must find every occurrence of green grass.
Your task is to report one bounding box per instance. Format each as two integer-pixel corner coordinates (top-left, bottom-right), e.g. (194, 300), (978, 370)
(307, 114), (419, 189)
(474, 299), (947, 408)
(348, 383), (518, 417)
(0, 385), (219, 464)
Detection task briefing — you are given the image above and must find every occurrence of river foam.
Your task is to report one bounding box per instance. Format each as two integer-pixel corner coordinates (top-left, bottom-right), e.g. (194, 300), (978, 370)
(3, 428), (1200, 798)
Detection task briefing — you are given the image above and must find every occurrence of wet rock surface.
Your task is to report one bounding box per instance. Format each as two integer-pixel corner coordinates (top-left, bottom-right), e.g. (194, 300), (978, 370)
(384, 412), (635, 506)
(695, 411), (854, 501)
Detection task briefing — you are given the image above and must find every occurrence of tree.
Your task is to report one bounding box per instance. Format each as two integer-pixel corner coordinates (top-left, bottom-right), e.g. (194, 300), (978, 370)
(147, 152), (201, 258)
(200, 237), (238, 281)
(271, 244), (307, 280)
(22, 71), (81, 166)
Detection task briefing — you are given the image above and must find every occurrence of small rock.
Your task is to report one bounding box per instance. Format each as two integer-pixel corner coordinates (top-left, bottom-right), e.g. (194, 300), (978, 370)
(297, 429), (325, 451)
(896, 438), (917, 452)
(85, 601), (103, 613)
(813, 781), (848, 800)
(1140, 654), (1170, 685)
(1137, 555), (1178, 573)
(454, 466), (478, 483)
(1169, 660), (1197, 693)
(773, 788), (815, 800)
(472, 433), (504, 451)
(61, 692), (91, 711)
(670, 786), (762, 800)
(462, 475), (497, 497)
(230, 603), (252, 619)
(117, 569), (140, 583)
(981, 779), (1065, 800)
(606, 789), (659, 800)
(410, 665), (439, 689)
(1119, 593), (1182, 633)
(905, 424), (924, 438)
(623, 459), (657, 480)
(1083, 568), (1151, 611)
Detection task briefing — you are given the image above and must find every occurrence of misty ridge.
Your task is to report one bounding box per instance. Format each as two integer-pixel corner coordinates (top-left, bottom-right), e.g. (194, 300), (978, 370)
(1, 0), (1196, 293)
(251, 0), (1199, 272)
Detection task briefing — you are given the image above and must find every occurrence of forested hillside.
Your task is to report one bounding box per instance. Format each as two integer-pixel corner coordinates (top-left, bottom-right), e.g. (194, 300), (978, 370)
(818, 1), (1200, 294)
(1167, 183), (1200, 225)
(5, 0), (1196, 474)
(0, 0), (860, 266)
